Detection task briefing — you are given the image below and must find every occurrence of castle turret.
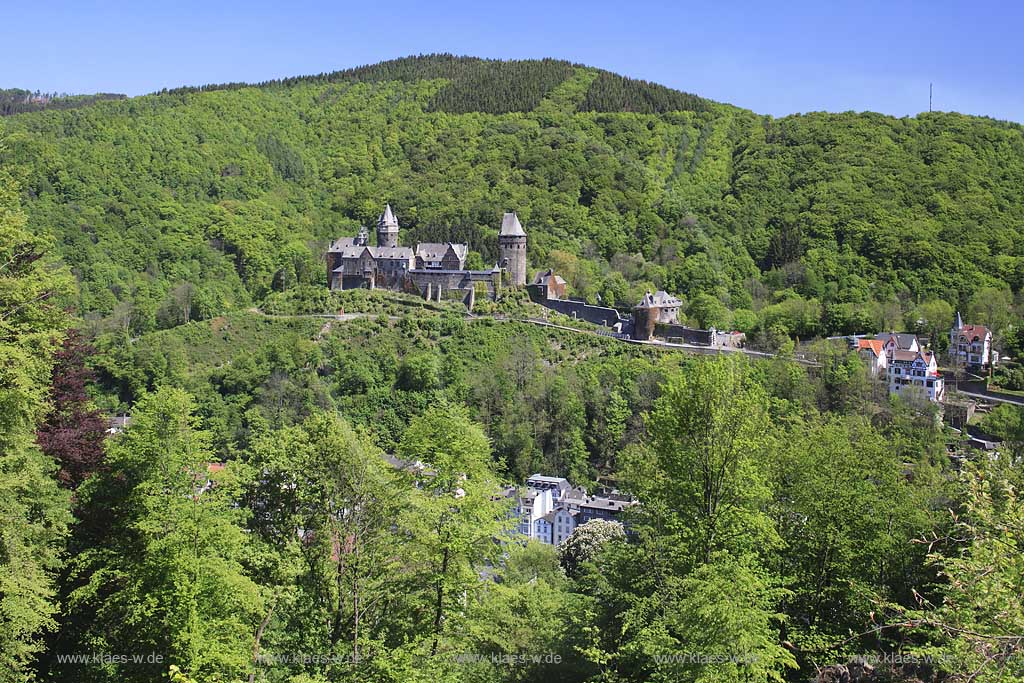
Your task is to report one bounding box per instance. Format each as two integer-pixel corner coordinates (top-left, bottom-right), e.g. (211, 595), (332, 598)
(498, 211), (527, 287)
(354, 225), (369, 247)
(377, 204), (399, 248)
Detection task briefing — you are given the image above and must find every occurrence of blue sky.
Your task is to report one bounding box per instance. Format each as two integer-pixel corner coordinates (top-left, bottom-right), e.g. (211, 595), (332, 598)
(4, 0), (1023, 122)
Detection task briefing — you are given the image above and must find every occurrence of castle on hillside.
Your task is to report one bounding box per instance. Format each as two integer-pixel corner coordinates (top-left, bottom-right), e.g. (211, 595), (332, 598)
(327, 206), (528, 306)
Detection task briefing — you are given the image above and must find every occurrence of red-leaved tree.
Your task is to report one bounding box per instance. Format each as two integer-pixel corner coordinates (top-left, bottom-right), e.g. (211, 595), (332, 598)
(36, 330), (107, 488)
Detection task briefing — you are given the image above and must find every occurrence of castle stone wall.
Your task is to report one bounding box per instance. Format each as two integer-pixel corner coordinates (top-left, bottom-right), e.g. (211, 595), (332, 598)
(654, 323), (714, 345)
(533, 298), (627, 329)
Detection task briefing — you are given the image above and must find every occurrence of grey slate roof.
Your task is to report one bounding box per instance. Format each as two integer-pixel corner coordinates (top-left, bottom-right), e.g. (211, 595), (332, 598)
(415, 242), (469, 262)
(329, 238), (414, 261)
(329, 236), (361, 251)
(635, 290), (681, 309)
(874, 332), (918, 350)
(531, 269), (567, 286)
(379, 204), (399, 229)
(553, 504), (579, 517)
(499, 212), (526, 237)
(580, 495), (634, 512)
(371, 246), (415, 260)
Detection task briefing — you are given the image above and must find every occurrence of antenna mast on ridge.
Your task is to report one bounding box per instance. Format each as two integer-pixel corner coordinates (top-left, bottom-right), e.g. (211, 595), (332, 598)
(929, 83), (933, 112)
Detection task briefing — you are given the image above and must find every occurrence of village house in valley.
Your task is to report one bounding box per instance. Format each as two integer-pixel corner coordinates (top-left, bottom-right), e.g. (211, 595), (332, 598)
(854, 338), (887, 377)
(850, 332), (946, 402)
(509, 474), (635, 546)
(949, 311), (997, 371)
(326, 205), (528, 305)
(855, 332), (945, 402)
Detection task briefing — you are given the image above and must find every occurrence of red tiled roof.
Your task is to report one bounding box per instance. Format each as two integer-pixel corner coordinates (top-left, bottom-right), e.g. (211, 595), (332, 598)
(958, 324), (991, 340)
(857, 339), (885, 356)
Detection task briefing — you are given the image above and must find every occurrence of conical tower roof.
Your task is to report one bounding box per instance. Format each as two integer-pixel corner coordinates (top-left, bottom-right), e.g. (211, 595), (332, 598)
(499, 211), (526, 237)
(379, 204), (398, 229)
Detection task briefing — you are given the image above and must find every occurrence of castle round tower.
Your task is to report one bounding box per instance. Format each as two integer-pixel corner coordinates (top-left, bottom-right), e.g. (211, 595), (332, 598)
(377, 204), (400, 248)
(498, 211), (527, 286)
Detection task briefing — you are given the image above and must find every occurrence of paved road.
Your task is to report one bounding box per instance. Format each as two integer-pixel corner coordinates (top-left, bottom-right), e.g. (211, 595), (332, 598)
(955, 390), (1024, 406)
(949, 379), (1024, 406)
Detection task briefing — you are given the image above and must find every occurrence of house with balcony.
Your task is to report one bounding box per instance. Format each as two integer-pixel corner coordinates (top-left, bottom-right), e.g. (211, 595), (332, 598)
(887, 347), (945, 402)
(949, 312), (997, 371)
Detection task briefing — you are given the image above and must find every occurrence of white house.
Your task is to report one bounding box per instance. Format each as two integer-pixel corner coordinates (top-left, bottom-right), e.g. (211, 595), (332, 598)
(513, 476), (635, 545)
(950, 312), (997, 370)
(535, 514), (554, 543)
(887, 348), (944, 402)
(515, 488), (555, 540)
(551, 505), (580, 545)
(859, 332), (945, 403)
(855, 338), (888, 377)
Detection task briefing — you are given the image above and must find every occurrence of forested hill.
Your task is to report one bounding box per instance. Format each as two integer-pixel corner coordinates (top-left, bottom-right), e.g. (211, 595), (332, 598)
(157, 54), (717, 115)
(2, 54), (1023, 341)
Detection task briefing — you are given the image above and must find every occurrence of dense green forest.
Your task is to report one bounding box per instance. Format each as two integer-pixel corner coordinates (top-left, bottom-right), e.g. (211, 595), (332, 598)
(2, 54), (1023, 345)
(2, 56), (1024, 683)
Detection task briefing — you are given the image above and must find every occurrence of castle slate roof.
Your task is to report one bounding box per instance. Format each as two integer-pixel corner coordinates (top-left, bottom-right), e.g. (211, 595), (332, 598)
(372, 246), (414, 259)
(499, 211), (526, 237)
(531, 269), (567, 286)
(415, 242), (468, 262)
(329, 238), (413, 261)
(379, 204), (399, 229)
(329, 236), (360, 250)
(328, 239), (369, 259)
(635, 290), (681, 309)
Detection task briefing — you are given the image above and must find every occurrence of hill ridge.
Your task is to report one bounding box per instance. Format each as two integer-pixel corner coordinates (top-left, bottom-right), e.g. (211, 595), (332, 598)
(1, 54), (1023, 347)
